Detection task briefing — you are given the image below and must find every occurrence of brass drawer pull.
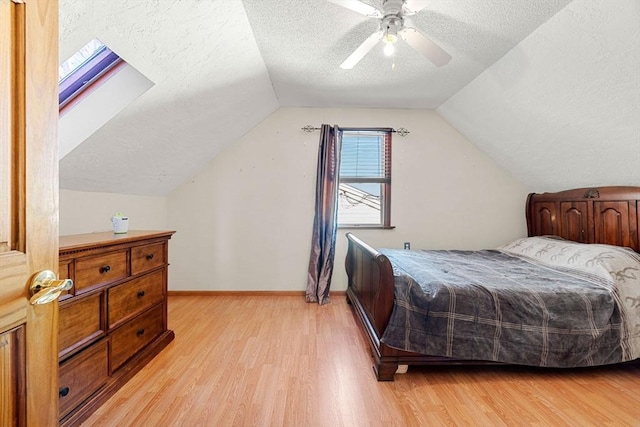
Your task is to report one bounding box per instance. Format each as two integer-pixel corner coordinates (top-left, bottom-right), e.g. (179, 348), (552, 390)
(146, 254), (154, 260)
(136, 329), (145, 337)
(100, 265), (111, 274)
(59, 386), (70, 397)
(137, 290), (145, 298)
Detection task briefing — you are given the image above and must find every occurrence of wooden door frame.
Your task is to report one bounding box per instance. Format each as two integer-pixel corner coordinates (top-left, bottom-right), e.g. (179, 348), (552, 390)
(24, 0), (60, 424)
(0, 0), (59, 424)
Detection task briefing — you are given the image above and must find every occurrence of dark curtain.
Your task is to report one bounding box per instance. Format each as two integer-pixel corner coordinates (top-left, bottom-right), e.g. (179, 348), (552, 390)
(306, 124), (341, 305)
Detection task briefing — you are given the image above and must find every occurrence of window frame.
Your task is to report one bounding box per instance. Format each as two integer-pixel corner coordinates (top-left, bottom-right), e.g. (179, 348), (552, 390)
(337, 127), (393, 229)
(58, 41), (123, 110)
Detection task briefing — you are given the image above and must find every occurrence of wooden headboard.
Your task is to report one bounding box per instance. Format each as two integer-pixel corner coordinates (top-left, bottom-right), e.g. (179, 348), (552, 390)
(526, 186), (640, 253)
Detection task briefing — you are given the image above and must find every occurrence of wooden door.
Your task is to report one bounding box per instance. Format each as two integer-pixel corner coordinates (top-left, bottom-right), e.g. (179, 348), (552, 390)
(0, 0), (59, 425)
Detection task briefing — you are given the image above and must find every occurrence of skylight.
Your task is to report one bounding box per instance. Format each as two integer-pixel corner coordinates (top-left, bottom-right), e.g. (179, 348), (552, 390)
(59, 39), (104, 81)
(58, 38), (123, 108)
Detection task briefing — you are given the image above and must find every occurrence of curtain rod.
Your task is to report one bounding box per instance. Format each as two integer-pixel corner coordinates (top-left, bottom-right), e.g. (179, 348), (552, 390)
(301, 125), (410, 137)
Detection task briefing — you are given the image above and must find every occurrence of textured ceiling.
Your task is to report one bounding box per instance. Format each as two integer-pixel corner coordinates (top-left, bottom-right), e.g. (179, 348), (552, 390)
(58, 0), (584, 195)
(242, 0), (574, 108)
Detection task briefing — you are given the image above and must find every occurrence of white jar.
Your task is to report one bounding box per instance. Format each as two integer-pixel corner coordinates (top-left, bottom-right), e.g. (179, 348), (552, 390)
(111, 213), (129, 234)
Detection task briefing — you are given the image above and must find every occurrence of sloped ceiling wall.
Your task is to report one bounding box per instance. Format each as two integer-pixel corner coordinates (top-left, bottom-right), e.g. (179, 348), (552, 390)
(59, 0), (278, 196)
(438, 0), (640, 191)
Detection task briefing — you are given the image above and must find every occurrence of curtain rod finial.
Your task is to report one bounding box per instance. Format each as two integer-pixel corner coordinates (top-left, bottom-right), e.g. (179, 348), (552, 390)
(395, 128), (410, 137)
(302, 125), (318, 133)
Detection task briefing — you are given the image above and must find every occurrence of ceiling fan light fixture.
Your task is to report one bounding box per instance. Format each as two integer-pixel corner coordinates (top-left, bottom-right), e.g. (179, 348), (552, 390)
(333, 0), (452, 69)
(383, 41), (395, 56)
(383, 32), (398, 45)
(382, 27), (398, 56)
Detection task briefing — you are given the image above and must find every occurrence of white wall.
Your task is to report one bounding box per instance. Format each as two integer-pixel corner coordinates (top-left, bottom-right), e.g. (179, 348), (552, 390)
(60, 189), (168, 236)
(167, 107), (529, 292)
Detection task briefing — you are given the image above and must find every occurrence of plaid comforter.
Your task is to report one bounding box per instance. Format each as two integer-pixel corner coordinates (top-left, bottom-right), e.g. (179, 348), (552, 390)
(380, 237), (640, 367)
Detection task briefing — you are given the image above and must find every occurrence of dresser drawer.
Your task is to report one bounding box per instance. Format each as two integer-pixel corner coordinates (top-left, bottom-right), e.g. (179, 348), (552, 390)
(108, 270), (165, 330)
(110, 304), (164, 372)
(75, 250), (128, 293)
(59, 292), (105, 359)
(59, 339), (109, 419)
(131, 242), (165, 276)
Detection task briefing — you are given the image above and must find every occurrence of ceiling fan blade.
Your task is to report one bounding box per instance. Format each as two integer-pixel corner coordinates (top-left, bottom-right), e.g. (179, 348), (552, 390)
(399, 27), (451, 67)
(327, 0), (382, 18)
(403, 0), (430, 15)
(340, 30), (383, 69)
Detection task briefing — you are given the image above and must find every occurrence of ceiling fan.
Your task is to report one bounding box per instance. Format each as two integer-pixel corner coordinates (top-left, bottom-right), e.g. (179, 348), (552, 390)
(329, 0), (452, 69)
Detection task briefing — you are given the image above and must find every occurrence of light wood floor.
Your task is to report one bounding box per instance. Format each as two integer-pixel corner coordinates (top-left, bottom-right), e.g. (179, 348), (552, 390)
(83, 295), (640, 426)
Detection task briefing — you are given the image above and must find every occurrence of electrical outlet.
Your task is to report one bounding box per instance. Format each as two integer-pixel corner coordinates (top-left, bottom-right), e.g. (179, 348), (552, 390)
(404, 242), (410, 250)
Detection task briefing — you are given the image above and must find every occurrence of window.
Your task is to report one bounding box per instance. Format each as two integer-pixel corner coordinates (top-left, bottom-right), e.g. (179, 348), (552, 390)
(338, 129), (392, 227)
(58, 38), (123, 109)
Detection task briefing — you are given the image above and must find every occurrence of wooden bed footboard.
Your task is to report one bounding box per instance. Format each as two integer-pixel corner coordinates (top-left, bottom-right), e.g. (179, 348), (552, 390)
(344, 232), (397, 379)
(344, 233), (395, 337)
(345, 233), (473, 380)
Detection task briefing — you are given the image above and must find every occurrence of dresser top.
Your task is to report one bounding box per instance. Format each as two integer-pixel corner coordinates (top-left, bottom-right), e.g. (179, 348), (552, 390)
(60, 230), (175, 253)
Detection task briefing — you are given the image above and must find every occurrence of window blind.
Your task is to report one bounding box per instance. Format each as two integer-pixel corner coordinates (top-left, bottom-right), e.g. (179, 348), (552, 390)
(339, 131), (391, 181)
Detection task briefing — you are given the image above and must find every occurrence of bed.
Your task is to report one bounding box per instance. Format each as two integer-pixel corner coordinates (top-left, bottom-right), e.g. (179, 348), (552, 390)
(344, 186), (640, 380)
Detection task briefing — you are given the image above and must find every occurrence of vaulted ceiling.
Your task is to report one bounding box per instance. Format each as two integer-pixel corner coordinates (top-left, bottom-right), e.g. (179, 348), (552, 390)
(58, 0), (639, 196)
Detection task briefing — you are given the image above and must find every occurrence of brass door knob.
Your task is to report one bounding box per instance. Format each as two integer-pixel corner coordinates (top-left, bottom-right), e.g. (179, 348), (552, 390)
(29, 270), (73, 305)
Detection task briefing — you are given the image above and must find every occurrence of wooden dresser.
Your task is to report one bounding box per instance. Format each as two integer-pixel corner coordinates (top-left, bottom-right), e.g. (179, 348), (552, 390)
(57, 231), (175, 426)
